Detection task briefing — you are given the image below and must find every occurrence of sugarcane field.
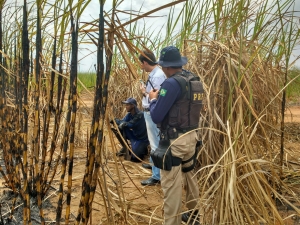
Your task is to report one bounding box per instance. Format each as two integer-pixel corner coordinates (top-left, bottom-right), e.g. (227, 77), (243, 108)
(0, 0), (300, 224)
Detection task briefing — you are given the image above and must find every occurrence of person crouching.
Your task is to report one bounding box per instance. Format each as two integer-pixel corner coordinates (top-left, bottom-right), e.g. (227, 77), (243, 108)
(111, 97), (149, 162)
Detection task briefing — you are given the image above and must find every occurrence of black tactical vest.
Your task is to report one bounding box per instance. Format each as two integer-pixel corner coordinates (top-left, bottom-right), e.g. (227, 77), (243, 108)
(162, 70), (204, 132)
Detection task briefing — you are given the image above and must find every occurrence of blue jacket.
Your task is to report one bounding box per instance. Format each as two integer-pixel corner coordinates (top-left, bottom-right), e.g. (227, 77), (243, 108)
(115, 111), (148, 141)
(149, 77), (181, 124)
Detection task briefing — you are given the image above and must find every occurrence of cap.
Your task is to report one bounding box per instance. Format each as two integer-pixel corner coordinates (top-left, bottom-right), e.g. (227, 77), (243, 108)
(122, 97), (137, 106)
(157, 46), (187, 67)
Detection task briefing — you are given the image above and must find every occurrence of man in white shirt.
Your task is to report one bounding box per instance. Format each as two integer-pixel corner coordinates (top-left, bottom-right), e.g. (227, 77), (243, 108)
(139, 49), (166, 185)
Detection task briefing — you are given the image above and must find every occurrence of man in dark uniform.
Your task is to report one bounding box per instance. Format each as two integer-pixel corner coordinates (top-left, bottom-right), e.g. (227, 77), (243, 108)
(112, 97), (149, 162)
(149, 46), (201, 225)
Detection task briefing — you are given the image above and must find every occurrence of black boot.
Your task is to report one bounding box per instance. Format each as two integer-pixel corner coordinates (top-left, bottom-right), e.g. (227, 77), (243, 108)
(111, 127), (128, 156)
(182, 210), (200, 225)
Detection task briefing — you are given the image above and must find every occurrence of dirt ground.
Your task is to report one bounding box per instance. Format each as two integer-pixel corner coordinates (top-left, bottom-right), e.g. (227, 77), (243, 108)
(285, 104), (300, 123)
(0, 95), (300, 224)
(51, 97), (300, 225)
(279, 104), (300, 225)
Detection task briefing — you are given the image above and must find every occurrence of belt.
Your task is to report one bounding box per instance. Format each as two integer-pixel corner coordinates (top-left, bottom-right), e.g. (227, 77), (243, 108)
(143, 108), (150, 112)
(176, 127), (198, 133)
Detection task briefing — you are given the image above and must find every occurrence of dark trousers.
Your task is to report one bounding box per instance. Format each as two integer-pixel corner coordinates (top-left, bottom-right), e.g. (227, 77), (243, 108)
(111, 127), (149, 161)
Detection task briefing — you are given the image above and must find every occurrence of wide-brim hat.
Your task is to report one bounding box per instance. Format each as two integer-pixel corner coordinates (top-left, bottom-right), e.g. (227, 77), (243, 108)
(157, 46), (187, 67)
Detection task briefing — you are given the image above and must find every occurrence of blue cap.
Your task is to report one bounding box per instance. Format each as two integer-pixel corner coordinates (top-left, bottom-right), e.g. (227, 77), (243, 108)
(122, 97), (137, 106)
(157, 46), (187, 67)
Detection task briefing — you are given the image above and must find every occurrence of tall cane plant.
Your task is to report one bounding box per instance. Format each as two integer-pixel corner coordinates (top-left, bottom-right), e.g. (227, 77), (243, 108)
(0, 0), (299, 224)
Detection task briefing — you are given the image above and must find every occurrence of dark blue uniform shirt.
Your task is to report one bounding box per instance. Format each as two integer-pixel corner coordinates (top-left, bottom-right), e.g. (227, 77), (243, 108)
(115, 111), (148, 141)
(149, 77), (181, 124)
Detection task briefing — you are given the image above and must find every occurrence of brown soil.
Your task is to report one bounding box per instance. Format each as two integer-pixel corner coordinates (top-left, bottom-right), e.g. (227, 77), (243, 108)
(46, 92), (166, 224)
(53, 95), (300, 225)
(1, 94), (300, 224)
(285, 105), (300, 123)
(39, 97), (300, 225)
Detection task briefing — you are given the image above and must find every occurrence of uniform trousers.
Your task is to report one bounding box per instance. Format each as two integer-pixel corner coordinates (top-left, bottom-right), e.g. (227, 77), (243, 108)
(123, 127), (149, 161)
(112, 126), (149, 161)
(161, 130), (199, 225)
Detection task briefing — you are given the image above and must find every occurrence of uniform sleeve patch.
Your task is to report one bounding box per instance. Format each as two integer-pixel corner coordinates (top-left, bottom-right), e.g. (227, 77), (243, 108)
(160, 88), (167, 96)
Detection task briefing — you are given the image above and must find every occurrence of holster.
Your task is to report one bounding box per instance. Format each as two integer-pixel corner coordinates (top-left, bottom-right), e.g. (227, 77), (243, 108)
(182, 140), (202, 173)
(150, 137), (182, 171)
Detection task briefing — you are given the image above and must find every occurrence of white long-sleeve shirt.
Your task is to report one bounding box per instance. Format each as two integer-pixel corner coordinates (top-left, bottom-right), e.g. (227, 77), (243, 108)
(142, 66), (166, 109)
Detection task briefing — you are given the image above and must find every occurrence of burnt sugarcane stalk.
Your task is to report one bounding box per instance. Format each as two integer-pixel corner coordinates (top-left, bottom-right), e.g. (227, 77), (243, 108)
(52, 53), (67, 223)
(0, 2), (18, 222)
(1, 89), (16, 191)
(28, 44), (34, 197)
(0, 0), (10, 187)
(56, 7), (77, 224)
(65, 13), (78, 224)
(42, 7), (68, 189)
(41, 36), (57, 192)
(55, 68), (72, 225)
(34, 0), (44, 223)
(0, 2), (2, 86)
(21, 1), (31, 223)
(280, 68), (287, 176)
(47, 75), (67, 197)
(88, 0), (113, 213)
(0, 104), (17, 199)
(5, 41), (20, 225)
(40, 13), (58, 197)
(76, 2), (106, 223)
(87, 1), (116, 223)
(40, 60), (56, 195)
(88, 34), (114, 222)
(12, 59), (22, 221)
(42, 52), (67, 195)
